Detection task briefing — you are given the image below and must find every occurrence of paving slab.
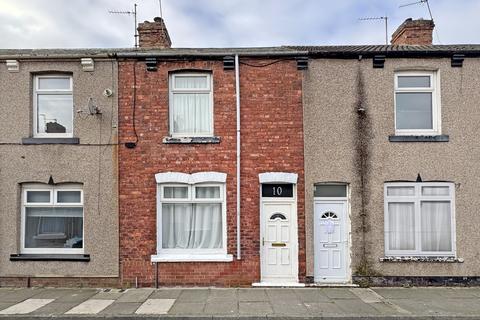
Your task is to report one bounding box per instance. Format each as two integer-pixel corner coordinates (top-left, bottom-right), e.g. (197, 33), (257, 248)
(208, 288), (237, 301)
(271, 298), (308, 316)
(30, 302), (80, 316)
(149, 288), (183, 299)
(54, 289), (98, 303)
(168, 301), (205, 315)
(100, 302), (142, 315)
(238, 288), (268, 302)
(0, 302), (18, 312)
(65, 299), (114, 314)
(294, 288), (331, 302)
(350, 288), (383, 303)
(0, 288), (45, 302)
(204, 300), (238, 315)
(0, 298), (54, 314)
(239, 301), (273, 315)
(32, 288), (81, 300)
(135, 298), (175, 314)
(322, 288), (358, 299)
(177, 289), (210, 302)
(304, 301), (343, 316)
(115, 288), (154, 303)
(91, 289), (125, 300)
(333, 299), (380, 316)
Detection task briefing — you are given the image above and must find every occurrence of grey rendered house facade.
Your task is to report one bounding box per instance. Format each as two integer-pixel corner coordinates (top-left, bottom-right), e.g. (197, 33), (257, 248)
(299, 21), (480, 285)
(0, 50), (119, 286)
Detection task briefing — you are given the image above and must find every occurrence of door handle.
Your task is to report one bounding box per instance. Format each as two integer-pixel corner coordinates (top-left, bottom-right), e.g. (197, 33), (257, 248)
(272, 242), (286, 247)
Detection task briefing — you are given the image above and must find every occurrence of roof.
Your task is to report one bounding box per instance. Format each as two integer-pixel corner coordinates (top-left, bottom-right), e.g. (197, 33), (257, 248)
(287, 45), (480, 58)
(0, 47), (304, 60)
(1, 45), (480, 60)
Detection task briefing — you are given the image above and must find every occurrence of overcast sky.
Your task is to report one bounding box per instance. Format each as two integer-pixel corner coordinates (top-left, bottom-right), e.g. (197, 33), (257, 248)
(1, 0), (479, 49)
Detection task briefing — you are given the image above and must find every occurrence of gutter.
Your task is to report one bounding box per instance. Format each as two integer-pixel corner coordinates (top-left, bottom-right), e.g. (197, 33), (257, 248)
(235, 54), (241, 260)
(114, 51), (307, 59)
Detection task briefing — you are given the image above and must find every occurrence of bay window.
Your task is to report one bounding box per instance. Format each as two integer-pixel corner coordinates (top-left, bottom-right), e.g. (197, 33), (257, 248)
(384, 182), (455, 256)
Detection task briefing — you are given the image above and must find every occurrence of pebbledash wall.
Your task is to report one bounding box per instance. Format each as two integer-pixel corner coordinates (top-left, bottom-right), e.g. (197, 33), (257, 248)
(303, 55), (480, 285)
(0, 55), (119, 287)
(117, 54), (305, 286)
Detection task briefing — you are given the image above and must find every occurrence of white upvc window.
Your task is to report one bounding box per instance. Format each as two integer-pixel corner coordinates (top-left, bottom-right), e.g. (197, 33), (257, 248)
(21, 184), (84, 254)
(33, 75), (74, 138)
(156, 183), (228, 260)
(169, 73), (213, 137)
(384, 182), (455, 257)
(394, 71), (441, 136)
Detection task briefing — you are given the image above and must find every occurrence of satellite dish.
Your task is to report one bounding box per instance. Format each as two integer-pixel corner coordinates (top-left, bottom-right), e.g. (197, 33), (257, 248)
(88, 97), (101, 115)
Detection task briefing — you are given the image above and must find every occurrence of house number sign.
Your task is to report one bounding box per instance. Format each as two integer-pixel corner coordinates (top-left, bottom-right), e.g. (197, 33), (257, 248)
(261, 184), (293, 198)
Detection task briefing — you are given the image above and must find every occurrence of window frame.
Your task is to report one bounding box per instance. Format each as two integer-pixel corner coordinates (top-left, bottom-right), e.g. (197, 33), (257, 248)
(384, 182), (456, 257)
(157, 183), (227, 257)
(33, 74), (74, 138)
(21, 184), (84, 255)
(394, 71), (441, 136)
(168, 72), (214, 138)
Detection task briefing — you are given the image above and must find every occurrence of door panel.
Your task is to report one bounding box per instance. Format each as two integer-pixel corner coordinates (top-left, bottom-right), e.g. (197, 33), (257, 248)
(261, 202), (297, 282)
(314, 202), (348, 282)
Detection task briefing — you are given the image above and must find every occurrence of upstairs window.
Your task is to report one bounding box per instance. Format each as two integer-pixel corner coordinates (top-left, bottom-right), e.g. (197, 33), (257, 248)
(33, 75), (73, 138)
(394, 71), (440, 135)
(384, 182), (455, 257)
(22, 184), (83, 254)
(169, 73), (213, 137)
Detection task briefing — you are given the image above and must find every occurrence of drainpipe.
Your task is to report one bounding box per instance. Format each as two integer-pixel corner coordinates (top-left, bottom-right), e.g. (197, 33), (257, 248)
(235, 54), (241, 260)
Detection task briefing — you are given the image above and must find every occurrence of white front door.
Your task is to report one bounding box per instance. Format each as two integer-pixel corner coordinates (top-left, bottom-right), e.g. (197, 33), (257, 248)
(314, 201), (349, 283)
(261, 202), (298, 284)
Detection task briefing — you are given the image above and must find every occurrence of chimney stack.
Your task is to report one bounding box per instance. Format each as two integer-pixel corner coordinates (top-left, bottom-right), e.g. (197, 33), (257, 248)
(391, 18), (434, 45)
(137, 17), (172, 48)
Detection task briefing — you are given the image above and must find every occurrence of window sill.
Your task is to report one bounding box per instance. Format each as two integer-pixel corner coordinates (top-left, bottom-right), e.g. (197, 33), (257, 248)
(380, 256), (463, 263)
(10, 254), (90, 262)
(163, 136), (220, 144)
(22, 137), (80, 145)
(151, 253), (233, 262)
(389, 135), (449, 142)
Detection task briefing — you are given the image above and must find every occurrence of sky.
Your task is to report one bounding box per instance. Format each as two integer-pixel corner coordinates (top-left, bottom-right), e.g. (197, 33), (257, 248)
(0, 0), (479, 49)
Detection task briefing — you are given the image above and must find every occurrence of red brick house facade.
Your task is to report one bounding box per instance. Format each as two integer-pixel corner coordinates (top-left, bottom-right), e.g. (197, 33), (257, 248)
(118, 54), (305, 286)
(117, 19), (306, 286)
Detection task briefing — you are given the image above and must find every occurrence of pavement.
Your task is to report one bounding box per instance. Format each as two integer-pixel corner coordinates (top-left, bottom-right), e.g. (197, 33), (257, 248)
(0, 286), (480, 319)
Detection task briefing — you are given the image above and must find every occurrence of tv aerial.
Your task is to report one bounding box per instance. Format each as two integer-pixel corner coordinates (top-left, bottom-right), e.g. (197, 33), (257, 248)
(109, 3), (138, 48)
(399, 0), (433, 20)
(359, 16), (389, 45)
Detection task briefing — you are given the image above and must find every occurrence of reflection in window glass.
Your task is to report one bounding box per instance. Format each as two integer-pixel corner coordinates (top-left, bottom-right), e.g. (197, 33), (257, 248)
(396, 92), (433, 130)
(37, 95), (73, 134)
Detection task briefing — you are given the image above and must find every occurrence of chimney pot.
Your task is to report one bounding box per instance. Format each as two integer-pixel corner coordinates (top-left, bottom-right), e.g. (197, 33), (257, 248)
(137, 17), (172, 48)
(391, 18), (434, 45)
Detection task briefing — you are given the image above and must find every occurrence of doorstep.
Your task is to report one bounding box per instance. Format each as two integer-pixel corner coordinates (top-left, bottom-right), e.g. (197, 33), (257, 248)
(252, 282), (305, 287)
(307, 283), (359, 287)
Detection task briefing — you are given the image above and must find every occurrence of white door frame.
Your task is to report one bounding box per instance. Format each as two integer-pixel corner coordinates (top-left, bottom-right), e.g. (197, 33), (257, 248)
(314, 194), (351, 284)
(259, 185), (299, 285)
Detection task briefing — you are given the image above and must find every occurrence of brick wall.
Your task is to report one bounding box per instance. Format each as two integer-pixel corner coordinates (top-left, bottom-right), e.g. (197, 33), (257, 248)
(118, 58), (304, 287)
(391, 18), (434, 45)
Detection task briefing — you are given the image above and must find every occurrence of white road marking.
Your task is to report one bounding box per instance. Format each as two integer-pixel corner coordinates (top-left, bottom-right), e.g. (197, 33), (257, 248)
(135, 299), (175, 314)
(0, 299), (54, 314)
(65, 299), (114, 314)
